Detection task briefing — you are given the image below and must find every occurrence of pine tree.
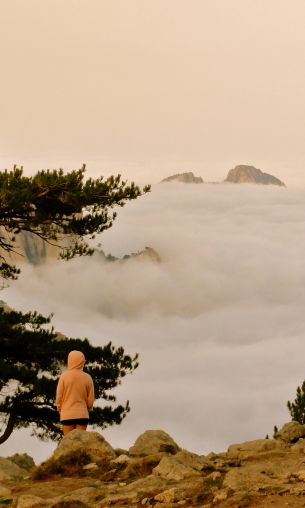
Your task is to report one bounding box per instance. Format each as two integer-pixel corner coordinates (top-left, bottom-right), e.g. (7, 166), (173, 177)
(0, 165), (149, 444)
(287, 381), (305, 424)
(0, 306), (138, 444)
(0, 164), (150, 279)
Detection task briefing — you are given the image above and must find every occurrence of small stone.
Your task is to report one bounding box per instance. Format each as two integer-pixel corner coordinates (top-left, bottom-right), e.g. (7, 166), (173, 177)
(16, 495), (45, 507)
(209, 471), (222, 481)
(119, 482), (127, 486)
(177, 501), (187, 506)
(111, 454), (130, 464)
(295, 469), (305, 482)
(154, 488), (176, 503)
(83, 462), (98, 470)
(213, 490), (228, 504)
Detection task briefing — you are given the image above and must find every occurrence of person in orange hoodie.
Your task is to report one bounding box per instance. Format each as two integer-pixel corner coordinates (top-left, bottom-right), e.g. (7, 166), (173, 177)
(56, 350), (95, 436)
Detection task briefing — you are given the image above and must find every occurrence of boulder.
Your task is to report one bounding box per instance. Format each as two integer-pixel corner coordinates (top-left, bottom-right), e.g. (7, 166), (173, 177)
(152, 449), (211, 482)
(52, 429), (115, 464)
(276, 422), (305, 443)
(224, 165), (285, 186)
(152, 455), (201, 481)
(129, 430), (180, 456)
(174, 449), (210, 471)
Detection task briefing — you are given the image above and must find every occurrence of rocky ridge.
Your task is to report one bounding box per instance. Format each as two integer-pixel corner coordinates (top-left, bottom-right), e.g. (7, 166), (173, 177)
(2, 423), (305, 506)
(94, 246), (161, 264)
(0, 230), (161, 268)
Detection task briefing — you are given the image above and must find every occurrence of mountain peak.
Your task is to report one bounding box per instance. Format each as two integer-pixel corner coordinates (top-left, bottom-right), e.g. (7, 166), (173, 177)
(161, 172), (204, 183)
(225, 165), (285, 186)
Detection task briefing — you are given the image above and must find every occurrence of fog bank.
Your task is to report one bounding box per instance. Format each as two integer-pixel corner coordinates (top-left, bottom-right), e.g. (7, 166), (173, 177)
(2, 182), (305, 462)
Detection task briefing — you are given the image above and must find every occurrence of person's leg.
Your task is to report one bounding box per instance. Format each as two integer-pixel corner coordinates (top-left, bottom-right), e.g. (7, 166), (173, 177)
(62, 424), (76, 436)
(75, 424), (87, 431)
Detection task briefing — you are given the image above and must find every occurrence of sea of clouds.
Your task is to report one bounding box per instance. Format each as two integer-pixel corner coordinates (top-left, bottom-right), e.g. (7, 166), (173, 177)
(2, 180), (305, 462)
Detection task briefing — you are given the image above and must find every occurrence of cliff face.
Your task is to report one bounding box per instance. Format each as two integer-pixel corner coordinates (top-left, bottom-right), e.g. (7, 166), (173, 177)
(161, 172), (204, 183)
(19, 231), (61, 265)
(225, 165), (285, 186)
(0, 230), (63, 266)
(1, 228), (161, 269)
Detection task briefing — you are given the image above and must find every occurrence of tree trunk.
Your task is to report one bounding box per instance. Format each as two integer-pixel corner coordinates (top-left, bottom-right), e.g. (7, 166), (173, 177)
(0, 403), (17, 444)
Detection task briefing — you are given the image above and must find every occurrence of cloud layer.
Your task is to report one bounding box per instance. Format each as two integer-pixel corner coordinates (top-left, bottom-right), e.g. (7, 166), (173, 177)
(3, 182), (305, 462)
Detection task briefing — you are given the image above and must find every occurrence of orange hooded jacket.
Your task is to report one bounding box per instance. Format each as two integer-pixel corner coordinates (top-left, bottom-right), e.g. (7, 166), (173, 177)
(56, 350), (95, 421)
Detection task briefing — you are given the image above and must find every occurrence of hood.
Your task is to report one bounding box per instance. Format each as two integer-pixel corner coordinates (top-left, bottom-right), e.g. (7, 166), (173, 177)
(67, 350), (85, 370)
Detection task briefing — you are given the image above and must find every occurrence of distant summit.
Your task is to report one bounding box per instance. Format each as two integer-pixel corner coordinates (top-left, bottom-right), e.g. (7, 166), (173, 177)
(161, 167), (285, 186)
(225, 165), (285, 186)
(161, 172), (204, 184)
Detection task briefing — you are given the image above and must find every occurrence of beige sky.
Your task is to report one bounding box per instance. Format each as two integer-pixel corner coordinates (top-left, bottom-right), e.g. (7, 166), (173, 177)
(1, 0), (305, 181)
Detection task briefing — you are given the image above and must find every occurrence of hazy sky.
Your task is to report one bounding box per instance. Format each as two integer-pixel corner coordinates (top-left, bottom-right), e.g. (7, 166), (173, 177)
(2, 0), (305, 464)
(1, 0), (305, 183)
(3, 182), (305, 462)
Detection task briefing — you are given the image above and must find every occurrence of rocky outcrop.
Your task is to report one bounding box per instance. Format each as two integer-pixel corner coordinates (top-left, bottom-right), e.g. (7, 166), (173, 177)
(275, 421), (305, 443)
(161, 172), (204, 183)
(227, 437), (285, 460)
(5, 423), (305, 506)
(95, 246), (161, 264)
(225, 165), (285, 186)
(128, 246), (162, 263)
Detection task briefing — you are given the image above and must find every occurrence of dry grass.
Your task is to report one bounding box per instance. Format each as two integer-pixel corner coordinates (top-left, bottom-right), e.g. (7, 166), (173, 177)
(32, 450), (92, 480)
(120, 454), (164, 480)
